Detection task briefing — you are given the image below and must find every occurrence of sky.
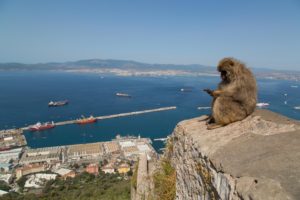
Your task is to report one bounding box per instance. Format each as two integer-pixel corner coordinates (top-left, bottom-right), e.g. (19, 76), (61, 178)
(0, 0), (300, 70)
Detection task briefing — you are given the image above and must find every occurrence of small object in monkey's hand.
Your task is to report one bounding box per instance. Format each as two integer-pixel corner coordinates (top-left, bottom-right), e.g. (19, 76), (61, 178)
(203, 89), (213, 95)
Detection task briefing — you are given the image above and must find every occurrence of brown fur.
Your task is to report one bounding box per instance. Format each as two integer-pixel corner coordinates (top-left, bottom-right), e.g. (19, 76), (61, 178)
(204, 57), (257, 129)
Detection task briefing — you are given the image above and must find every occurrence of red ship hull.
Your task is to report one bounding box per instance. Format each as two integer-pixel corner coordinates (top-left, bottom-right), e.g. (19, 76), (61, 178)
(29, 124), (55, 131)
(76, 118), (97, 124)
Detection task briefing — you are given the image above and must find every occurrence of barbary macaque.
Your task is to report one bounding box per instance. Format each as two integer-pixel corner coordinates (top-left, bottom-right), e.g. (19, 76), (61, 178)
(204, 57), (257, 129)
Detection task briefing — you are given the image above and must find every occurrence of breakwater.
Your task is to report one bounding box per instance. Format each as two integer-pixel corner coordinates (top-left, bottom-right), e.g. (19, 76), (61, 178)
(22, 106), (177, 130)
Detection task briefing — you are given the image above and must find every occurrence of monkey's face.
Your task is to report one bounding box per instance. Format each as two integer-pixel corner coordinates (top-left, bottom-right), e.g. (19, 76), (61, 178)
(218, 58), (236, 83)
(220, 70), (231, 83)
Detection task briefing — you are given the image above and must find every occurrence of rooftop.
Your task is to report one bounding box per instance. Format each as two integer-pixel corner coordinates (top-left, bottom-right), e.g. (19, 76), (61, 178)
(68, 142), (103, 155)
(55, 168), (73, 176)
(119, 141), (135, 148)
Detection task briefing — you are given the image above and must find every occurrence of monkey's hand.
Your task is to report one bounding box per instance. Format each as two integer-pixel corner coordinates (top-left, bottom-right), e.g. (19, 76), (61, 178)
(212, 89), (222, 97)
(203, 89), (214, 96)
(204, 89), (222, 97)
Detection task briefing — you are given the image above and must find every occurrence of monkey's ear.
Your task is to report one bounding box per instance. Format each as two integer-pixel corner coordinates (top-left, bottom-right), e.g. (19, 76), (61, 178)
(219, 57), (235, 68)
(229, 60), (234, 66)
(225, 58), (235, 66)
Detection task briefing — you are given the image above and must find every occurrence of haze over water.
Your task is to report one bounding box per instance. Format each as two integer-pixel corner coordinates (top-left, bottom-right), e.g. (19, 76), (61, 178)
(0, 71), (299, 151)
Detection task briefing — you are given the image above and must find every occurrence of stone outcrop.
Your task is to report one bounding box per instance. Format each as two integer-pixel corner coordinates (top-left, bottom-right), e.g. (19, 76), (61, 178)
(131, 153), (157, 200)
(171, 109), (300, 200)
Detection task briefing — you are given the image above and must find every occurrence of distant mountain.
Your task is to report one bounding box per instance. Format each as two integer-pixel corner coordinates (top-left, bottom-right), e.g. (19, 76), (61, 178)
(0, 59), (213, 72)
(0, 59), (299, 81)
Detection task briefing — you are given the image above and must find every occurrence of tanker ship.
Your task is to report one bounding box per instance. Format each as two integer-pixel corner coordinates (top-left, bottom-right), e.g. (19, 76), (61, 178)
(76, 116), (97, 124)
(29, 121), (55, 131)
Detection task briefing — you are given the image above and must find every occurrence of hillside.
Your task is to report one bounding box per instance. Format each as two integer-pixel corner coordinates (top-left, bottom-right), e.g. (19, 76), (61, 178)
(0, 59), (212, 72)
(1, 59), (300, 80)
(0, 172), (130, 200)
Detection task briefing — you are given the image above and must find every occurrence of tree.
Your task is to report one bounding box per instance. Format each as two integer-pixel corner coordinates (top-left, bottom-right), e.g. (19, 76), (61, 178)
(0, 180), (11, 191)
(16, 176), (27, 191)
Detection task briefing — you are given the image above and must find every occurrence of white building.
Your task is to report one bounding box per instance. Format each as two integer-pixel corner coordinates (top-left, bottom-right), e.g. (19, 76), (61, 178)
(137, 144), (151, 153)
(101, 164), (115, 174)
(0, 190), (8, 196)
(0, 148), (22, 164)
(55, 168), (72, 176)
(24, 173), (57, 188)
(0, 174), (12, 184)
(20, 147), (62, 164)
(119, 141), (135, 148)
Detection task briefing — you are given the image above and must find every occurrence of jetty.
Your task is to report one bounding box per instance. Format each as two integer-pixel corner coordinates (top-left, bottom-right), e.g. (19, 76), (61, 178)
(22, 106), (176, 130)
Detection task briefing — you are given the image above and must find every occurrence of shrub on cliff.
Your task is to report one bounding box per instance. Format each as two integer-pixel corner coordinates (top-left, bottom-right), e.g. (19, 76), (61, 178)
(153, 159), (176, 200)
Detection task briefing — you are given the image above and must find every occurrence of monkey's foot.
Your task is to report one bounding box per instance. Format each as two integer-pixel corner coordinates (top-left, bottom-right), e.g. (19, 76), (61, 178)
(207, 123), (224, 130)
(206, 117), (215, 125)
(198, 115), (210, 122)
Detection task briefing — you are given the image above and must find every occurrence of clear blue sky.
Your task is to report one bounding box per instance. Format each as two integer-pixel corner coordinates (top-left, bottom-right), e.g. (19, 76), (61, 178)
(0, 0), (299, 70)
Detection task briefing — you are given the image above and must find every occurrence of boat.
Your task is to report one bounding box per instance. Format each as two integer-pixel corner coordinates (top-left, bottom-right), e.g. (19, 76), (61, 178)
(48, 100), (68, 107)
(29, 122), (55, 131)
(180, 88), (192, 92)
(294, 106), (300, 110)
(76, 116), (97, 124)
(116, 93), (131, 97)
(197, 106), (211, 110)
(256, 103), (269, 108)
(291, 85), (298, 88)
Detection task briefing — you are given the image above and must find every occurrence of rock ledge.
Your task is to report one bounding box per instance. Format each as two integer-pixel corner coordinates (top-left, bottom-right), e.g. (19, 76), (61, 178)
(172, 109), (300, 200)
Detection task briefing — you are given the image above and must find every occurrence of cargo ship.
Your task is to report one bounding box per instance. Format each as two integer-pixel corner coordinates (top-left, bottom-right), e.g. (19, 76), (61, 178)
(29, 122), (55, 131)
(116, 93), (131, 98)
(48, 100), (69, 107)
(76, 116), (97, 124)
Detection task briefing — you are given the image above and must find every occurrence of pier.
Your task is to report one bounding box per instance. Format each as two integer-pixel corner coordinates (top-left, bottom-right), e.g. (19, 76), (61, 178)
(22, 106), (177, 130)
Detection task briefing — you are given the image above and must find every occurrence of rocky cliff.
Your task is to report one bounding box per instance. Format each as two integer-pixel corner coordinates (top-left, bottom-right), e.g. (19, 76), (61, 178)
(171, 109), (300, 200)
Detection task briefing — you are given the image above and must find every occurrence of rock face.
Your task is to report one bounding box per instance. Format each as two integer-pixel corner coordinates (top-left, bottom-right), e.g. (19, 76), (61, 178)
(171, 109), (300, 200)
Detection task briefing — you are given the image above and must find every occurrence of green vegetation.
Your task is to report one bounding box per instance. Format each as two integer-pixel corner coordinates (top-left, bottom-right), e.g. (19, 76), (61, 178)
(0, 172), (130, 200)
(131, 160), (138, 190)
(0, 181), (11, 192)
(16, 176), (27, 192)
(153, 159), (176, 200)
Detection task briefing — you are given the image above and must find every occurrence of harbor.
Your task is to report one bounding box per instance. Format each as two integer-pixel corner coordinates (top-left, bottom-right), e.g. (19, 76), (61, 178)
(0, 106), (172, 193)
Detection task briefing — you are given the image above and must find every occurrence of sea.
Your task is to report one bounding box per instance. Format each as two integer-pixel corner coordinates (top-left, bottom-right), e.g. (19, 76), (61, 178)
(0, 71), (299, 151)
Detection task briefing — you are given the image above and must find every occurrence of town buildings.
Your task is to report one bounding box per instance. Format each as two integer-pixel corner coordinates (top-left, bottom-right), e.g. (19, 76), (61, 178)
(16, 163), (46, 180)
(24, 173), (57, 188)
(101, 163), (115, 174)
(0, 129), (27, 150)
(0, 134), (157, 194)
(85, 163), (99, 175)
(117, 163), (130, 174)
(20, 146), (62, 165)
(67, 142), (104, 161)
(54, 168), (76, 180)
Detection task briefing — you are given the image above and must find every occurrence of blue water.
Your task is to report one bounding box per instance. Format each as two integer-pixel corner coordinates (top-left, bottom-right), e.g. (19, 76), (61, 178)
(0, 71), (299, 151)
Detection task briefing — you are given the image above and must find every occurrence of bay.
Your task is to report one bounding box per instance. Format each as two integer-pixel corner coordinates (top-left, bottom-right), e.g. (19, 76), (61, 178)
(0, 71), (299, 151)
